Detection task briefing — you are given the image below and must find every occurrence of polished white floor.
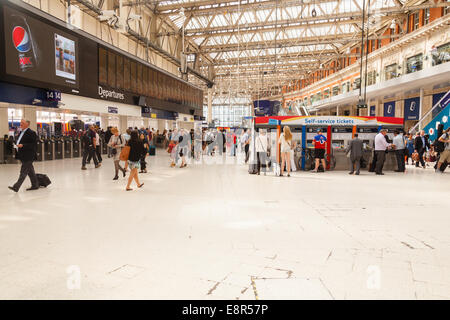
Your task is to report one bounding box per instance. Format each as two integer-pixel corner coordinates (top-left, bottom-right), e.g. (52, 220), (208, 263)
(0, 150), (449, 300)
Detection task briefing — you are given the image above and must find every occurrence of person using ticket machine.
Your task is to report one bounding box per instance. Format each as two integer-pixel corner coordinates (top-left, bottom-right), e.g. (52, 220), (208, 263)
(312, 129), (327, 173)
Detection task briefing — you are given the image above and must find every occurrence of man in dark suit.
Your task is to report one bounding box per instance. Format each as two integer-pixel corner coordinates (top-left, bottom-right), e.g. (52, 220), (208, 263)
(414, 130), (430, 169)
(346, 133), (364, 175)
(8, 119), (39, 192)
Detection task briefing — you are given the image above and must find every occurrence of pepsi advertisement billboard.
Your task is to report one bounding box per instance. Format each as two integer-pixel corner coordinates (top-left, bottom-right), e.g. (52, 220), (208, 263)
(2, 4), (79, 89)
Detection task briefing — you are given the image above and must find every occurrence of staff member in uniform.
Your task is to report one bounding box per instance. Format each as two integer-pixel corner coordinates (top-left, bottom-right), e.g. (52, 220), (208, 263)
(8, 119), (39, 192)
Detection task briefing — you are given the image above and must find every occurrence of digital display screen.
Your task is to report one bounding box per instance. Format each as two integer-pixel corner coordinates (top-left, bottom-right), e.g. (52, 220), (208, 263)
(54, 34), (76, 81)
(3, 5), (79, 88)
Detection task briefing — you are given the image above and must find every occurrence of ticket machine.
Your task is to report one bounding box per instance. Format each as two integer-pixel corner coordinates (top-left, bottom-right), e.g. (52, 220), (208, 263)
(255, 116), (404, 171)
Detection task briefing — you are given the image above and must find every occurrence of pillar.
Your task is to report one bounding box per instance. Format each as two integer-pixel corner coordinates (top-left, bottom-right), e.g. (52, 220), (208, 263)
(336, 105), (340, 116)
(119, 115), (128, 133)
(100, 114), (108, 129)
(419, 88), (424, 130)
(23, 105), (37, 131)
(157, 119), (166, 131)
(207, 88), (212, 124)
(0, 105), (8, 136)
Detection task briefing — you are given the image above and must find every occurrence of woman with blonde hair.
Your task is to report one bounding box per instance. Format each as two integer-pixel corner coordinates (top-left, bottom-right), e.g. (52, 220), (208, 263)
(107, 127), (126, 180)
(279, 126), (293, 177)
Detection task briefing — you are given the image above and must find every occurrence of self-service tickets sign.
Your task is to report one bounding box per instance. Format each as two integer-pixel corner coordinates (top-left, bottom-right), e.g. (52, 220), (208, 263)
(255, 116), (403, 126)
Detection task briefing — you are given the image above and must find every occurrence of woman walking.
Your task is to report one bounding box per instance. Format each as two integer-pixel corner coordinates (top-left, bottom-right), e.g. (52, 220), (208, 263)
(279, 126), (293, 177)
(125, 130), (145, 191)
(107, 127), (126, 180)
(405, 133), (415, 165)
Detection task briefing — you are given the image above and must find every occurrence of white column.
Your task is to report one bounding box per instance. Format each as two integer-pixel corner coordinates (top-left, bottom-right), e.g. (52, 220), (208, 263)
(419, 88), (424, 131)
(119, 115), (128, 133)
(0, 105), (8, 136)
(336, 105), (340, 116)
(100, 114), (108, 129)
(207, 88), (212, 123)
(23, 105), (37, 131)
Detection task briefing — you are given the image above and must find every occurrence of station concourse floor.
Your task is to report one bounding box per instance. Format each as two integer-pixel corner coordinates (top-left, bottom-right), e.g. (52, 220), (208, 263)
(0, 150), (449, 300)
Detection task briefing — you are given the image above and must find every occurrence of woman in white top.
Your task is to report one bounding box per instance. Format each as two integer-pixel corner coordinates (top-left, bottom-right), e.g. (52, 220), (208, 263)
(108, 127), (126, 180)
(256, 129), (269, 175)
(279, 126), (293, 177)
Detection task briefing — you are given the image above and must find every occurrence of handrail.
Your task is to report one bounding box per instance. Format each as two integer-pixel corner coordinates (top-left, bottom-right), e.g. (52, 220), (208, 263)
(409, 89), (450, 134)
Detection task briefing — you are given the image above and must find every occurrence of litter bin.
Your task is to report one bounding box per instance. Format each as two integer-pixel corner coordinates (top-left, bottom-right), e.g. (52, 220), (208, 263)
(44, 138), (54, 161)
(54, 137), (63, 159)
(72, 137), (81, 158)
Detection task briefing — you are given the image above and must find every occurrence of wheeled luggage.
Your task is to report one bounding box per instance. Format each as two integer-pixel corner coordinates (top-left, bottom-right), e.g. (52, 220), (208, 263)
(36, 173), (51, 187)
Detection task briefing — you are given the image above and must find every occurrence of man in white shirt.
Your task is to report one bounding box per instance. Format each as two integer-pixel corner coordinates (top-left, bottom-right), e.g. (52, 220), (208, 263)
(392, 130), (405, 172)
(374, 129), (392, 175)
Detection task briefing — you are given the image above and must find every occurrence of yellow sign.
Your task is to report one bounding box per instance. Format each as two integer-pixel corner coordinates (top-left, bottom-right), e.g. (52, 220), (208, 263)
(151, 113), (157, 118)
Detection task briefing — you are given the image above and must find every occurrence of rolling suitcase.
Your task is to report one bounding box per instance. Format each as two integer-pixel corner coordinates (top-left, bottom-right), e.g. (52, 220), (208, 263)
(149, 145), (156, 156)
(36, 173), (51, 188)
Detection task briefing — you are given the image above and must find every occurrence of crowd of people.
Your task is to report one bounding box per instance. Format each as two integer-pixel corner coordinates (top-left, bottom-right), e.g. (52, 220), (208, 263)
(6, 119), (449, 193)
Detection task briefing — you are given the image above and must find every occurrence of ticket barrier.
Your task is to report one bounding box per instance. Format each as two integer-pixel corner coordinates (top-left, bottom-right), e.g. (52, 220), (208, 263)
(101, 137), (108, 155)
(72, 138), (81, 158)
(54, 137), (64, 160)
(36, 138), (43, 162)
(44, 138), (54, 161)
(64, 137), (72, 158)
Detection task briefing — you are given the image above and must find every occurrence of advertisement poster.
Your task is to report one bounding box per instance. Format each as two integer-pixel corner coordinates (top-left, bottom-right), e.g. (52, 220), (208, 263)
(404, 97), (420, 120)
(383, 101), (395, 117)
(3, 5), (79, 88)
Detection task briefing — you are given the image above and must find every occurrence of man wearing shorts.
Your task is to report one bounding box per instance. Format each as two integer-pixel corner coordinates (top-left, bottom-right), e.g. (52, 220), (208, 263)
(312, 129), (327, 172)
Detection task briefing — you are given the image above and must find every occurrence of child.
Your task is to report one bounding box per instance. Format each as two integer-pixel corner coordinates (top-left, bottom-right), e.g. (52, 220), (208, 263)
(167, 140), (177, 167)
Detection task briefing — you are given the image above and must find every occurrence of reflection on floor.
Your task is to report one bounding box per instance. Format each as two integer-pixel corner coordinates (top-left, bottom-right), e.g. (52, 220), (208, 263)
(0, 151), (449, 299)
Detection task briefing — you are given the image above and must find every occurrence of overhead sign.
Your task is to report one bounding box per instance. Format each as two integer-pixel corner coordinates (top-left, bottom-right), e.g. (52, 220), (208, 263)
(107, 106), (118, 114)
(255, 116), (403, 126)
(404, 97), (420, 120)
(383, 101), (395, 117)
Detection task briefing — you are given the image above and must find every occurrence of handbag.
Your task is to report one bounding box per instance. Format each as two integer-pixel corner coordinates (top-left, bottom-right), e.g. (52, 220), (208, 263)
(412, 152), (419, 162)
(119, 144), (130, 161)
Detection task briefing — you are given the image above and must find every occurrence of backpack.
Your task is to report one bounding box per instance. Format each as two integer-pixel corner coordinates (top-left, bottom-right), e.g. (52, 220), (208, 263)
(434, 133), (447, 153)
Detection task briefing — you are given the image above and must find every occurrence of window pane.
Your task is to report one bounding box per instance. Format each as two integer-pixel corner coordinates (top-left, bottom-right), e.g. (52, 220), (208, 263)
(99, 47), (107, 85)
(107, 51), (116, 88)
(137, 64), (143, 94)
(130, 61), (137, 93)
(143, 67), (148, 96)
(124, 58), (130, 90)
(116, 55), (123, 89)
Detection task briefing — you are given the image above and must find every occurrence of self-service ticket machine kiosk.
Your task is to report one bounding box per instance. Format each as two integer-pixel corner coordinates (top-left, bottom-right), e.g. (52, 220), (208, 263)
(255, 116), (404, 172)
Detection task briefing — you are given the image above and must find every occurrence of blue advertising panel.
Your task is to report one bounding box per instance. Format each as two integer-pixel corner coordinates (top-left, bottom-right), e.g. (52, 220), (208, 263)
(383, 101), (395, 117)
(369, 105), (376, 116)
(423, 102), (449, 142)
(404, 97), (420, 120)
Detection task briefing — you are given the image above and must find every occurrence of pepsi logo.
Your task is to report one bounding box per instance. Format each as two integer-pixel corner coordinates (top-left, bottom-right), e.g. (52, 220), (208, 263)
(12, 26), (31, 53)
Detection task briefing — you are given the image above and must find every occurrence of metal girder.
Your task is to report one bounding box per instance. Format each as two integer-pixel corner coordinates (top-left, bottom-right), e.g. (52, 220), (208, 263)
(157, 0), (339, 16)
(195, 33), (404, 54)
(73, 0), (214, 87)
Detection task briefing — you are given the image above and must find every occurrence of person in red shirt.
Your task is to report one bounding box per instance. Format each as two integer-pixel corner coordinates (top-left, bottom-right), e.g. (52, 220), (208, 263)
(312, 129), (327, 172)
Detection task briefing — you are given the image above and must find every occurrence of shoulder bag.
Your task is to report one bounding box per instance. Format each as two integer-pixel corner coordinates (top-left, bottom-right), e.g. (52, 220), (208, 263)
(119, 142), (131, 161)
